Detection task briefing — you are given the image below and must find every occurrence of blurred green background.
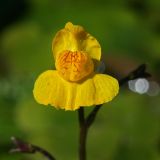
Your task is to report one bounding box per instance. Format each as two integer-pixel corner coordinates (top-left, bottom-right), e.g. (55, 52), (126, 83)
(0, 0), (160, 159)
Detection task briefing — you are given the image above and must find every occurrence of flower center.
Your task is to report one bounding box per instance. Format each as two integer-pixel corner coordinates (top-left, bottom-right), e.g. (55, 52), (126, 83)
(56, 50), (94, 82)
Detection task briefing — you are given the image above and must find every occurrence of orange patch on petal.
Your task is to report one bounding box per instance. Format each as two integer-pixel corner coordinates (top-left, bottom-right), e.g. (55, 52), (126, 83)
(56, 50), (94, 82)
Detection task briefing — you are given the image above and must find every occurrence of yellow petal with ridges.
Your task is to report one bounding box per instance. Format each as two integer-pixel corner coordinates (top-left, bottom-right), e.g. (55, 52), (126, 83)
(52, 22), (101, 61)
(33, 70), (119, 111)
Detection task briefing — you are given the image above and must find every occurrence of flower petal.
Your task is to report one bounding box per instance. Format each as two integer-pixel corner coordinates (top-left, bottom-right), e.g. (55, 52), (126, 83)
(33, 70), (79, 110)
(75, 74), (119, 107)
(52, 22), (101, 61)
(33, 70), (119, 111)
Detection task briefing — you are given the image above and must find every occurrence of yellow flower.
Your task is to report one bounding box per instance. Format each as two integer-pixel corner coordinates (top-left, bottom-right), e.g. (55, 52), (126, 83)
(33, 22), (119, 111)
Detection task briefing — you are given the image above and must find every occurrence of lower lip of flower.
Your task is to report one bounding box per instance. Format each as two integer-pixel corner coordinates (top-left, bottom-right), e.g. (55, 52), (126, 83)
(56, 50), (94, 82)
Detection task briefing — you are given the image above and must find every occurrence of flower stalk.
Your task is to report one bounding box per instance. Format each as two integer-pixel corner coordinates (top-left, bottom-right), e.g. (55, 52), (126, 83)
(78, 108), (87, 160)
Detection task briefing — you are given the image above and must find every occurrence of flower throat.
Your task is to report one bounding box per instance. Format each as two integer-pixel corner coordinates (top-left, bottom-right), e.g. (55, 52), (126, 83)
(56, 50), (94, 82)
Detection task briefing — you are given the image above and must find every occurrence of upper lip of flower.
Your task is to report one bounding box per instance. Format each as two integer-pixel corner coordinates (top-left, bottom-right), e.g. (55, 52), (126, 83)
(52, 22), (101, 62)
